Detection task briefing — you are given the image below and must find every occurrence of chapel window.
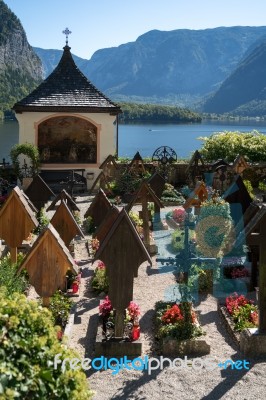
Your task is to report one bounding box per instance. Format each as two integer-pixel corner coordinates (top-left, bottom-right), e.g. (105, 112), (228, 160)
(38, 116), (97, 164)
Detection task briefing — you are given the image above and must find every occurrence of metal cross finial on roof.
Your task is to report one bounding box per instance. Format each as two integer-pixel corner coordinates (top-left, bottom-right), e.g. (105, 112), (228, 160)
(62, 27), (72, 45)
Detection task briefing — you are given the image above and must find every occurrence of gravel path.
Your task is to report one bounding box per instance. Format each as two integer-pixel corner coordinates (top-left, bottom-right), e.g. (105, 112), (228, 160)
(46, 196), (266, 399)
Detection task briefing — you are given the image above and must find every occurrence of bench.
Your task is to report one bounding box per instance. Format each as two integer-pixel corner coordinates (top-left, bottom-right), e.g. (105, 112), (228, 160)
(40, 170), (87, 194)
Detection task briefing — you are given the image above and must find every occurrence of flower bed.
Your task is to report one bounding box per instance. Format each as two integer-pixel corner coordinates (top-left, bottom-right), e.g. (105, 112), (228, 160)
(225, 293), (258, 331)
(155, 301), (210, 356)
(161, 184), (185, 205)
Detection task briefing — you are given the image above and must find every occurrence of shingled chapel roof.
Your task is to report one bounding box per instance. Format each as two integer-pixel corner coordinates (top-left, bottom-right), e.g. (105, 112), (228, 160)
(13, 45), (122, 114)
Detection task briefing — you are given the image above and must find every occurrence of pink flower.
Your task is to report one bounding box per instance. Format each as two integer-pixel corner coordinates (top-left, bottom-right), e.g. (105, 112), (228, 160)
(99, 296), (113, 317)
(127, 301), (141, 320)
(97, 261), (106, 270)
(172, 207), (186, 224)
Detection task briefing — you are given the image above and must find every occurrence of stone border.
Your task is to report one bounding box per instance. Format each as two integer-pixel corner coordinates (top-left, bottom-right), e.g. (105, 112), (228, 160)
(64, 304), (77, 343)
(165, 217), (182, 230)
(94, 319), (142, 357)
(218, 304), (241, 346)
(239, 327), (266, 357)
(161, 337), (210, 357)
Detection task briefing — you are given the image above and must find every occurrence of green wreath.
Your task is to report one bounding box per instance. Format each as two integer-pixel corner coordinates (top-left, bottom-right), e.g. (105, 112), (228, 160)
(10, 143), (40, 180)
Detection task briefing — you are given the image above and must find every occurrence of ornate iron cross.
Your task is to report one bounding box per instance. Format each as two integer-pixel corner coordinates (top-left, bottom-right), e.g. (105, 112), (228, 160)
(62, 27), (72, 45)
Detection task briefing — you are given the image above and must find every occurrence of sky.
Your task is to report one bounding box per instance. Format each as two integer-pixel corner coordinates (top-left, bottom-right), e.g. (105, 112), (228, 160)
(4, 0), (266, 60)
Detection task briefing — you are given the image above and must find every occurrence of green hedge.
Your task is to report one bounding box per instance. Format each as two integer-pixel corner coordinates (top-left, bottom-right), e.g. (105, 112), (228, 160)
(0, 289), (93, 399)
(199, 130), (266, 162)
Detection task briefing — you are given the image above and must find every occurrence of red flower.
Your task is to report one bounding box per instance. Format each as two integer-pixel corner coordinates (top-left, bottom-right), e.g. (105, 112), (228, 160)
(225, 292), (253, 315)
(162, 304), (184, 324)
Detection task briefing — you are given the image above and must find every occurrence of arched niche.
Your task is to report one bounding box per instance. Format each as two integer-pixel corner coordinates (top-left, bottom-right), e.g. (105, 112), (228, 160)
(38, 116), (97, 164)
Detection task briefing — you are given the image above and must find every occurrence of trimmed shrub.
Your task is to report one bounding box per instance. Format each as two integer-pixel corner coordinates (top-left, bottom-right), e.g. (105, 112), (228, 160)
(0, 289), (93, 399)
(0, 253), (28, 294)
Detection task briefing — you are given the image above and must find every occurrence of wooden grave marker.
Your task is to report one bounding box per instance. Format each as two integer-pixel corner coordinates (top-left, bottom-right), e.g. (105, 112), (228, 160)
(46, 189), (80, 212)
(243, 206), (266, 334)
(211, 159), (233, 193)
(224, 175), (252, 215)
(232, 155), (249, 175)
(186, 150), (205, 185)
(223, 175), (253, 226)
(234, 203), (260, 290)
(94, 208), (152, 338)
(25, 174), (55, 210)
(93, 206), (120, 243)
(19, 190), (38, 214)
(127, 181), (164, 253)
(129, 151), (146, 174)
(84, 188), (113, 228)
(89, 171), (114, 195)
(147, 172), (166, 199)
(0, 186), (38, 262)
(50, 199), (84, 246)
(99, 154), (120, 179)
(183, 181), (208, 210)
(17, 223), (78, 306)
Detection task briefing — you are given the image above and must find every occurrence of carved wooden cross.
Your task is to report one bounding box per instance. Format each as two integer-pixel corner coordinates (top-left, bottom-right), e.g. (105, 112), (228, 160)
(94, 209), (152, 337)
(50, 200), (84, 246)
(0, 187), (38, 262)
(183, 180), (208, 210)
(25, 174), (54, 211)
(17, 223), (78, 306)
(84, 188), (113, 228)
(46, 189), (80, 212)
(127, 181), (163, 251)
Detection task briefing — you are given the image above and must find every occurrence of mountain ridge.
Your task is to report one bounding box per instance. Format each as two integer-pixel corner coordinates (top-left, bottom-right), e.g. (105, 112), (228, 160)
(33, 26), (266, 110)
(0, 0), (43, 116)
(203, 39), (266, 115)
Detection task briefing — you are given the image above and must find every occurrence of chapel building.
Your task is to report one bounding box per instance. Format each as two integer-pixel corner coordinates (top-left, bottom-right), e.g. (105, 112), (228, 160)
(13, 35), (122, 189)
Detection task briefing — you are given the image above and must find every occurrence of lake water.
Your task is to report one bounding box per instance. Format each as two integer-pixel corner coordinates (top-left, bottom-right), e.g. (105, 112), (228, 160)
(1, 119), (266, 162)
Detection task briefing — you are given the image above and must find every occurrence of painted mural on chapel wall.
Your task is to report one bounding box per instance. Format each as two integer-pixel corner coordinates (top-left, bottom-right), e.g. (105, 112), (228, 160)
(38, 116), (97, 164)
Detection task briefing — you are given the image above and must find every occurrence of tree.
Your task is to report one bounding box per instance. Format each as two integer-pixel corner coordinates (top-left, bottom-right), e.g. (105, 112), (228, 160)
(199, 130), (266, 162)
